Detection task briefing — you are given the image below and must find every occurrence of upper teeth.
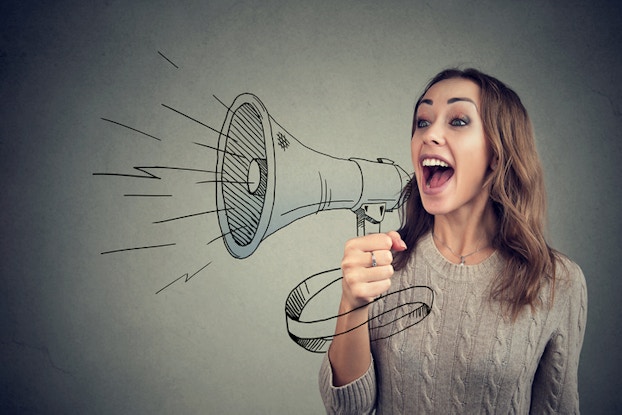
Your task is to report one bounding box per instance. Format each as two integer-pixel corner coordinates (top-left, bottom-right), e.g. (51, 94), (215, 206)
(422, 158), (449, 167)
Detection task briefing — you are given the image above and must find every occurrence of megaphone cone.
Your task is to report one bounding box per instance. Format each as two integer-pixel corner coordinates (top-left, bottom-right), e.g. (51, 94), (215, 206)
(216, 93), (410, 258)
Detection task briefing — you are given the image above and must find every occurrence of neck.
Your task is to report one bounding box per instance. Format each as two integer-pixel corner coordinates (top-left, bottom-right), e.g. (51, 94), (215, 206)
(432, 202), (497, 265)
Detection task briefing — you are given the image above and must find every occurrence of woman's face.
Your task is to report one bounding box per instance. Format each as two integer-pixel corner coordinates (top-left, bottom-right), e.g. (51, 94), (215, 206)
(411, 78), (493, 217)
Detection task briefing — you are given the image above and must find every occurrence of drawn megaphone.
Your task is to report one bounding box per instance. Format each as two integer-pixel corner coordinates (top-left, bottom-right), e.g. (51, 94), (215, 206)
(216, 93), (411, 259)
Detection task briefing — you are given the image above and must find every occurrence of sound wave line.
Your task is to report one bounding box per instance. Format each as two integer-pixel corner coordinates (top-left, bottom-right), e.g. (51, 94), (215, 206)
(195, 179), (252, 185)
(101, 243), (176, 255)
(153, 209), (218, 224)
(161, 103), (221, 135)
(157, 50), (179, 69)
(206, 223), (247, 247)
(124, 194), (172, 197)
(212, 94), (228, 110)
(93, 166), (216, 179)
(193, 142), (245, 158)
(155, 260), (212, 295)
(101, 117), (162, 141)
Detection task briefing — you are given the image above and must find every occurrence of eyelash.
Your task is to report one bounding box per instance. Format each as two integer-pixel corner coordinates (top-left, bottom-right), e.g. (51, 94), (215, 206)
(416, 116), (469, 129)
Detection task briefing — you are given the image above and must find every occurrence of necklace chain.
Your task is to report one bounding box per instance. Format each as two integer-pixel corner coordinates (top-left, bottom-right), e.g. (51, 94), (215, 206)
(432, 232), (487, 266)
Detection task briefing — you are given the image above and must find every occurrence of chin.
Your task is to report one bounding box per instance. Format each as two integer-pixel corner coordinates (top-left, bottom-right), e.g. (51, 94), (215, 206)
(421, 204), (449, 217)
(419, 195), (449, 216)
(416, 185), (445, 215)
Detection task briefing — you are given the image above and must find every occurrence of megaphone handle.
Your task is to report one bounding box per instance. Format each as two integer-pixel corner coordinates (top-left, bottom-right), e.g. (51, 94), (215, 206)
(355, 203), (385, 236)
(356, 211), (366, 236)
(356, 211), (381, 236)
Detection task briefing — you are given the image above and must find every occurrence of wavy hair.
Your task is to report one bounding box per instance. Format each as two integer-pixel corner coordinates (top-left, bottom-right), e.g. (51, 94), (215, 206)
(394, 68), (558, 319)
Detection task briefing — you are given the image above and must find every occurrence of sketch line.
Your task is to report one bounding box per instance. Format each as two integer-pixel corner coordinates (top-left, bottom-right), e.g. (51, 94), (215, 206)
(193, 142), (244, 158)
(161, 103), (221, 135)
(157, 50), (179, 69)
(101, 118), (162, 141)
(213, 94), (228, 110)
(196, 179), (251, 185)
(124, 194), (172, 197)
(206, 234), (224, 246)
(281, 200), (357, 217)
(153, 209), (218, 224)
(155, 261), (212, 295)
(285, 267), (434, 353)
(93, 165), (216, 180)
(206, 223), (247, 247)
(101, 243), (176, 255)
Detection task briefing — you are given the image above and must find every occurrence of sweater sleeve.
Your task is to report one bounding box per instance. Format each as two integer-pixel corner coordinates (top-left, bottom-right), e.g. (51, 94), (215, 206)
(318, 352), (377, 414)
(530, 261), (588, 414)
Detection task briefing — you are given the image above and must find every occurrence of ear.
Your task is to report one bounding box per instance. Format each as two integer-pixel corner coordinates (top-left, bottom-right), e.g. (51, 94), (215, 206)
(490, 157), (499, 170)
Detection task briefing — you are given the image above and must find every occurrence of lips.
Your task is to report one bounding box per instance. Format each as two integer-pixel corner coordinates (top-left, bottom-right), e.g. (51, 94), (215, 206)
(421, 156), (454, 190)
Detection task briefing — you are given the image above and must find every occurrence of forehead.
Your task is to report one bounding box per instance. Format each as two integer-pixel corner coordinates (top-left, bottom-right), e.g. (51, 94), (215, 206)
(420, 78), (481, 107)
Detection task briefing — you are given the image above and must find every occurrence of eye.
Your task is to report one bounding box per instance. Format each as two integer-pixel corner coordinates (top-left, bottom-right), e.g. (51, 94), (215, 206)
(450, 116), (469, 127)
(416, 118), (430, 128)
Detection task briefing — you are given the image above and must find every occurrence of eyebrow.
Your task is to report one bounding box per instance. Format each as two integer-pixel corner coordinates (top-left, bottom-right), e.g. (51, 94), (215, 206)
(419, 97), (478, 108)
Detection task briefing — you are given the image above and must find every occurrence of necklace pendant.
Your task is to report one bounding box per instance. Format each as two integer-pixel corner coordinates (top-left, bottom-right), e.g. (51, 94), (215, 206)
(460, 256), (466, 266)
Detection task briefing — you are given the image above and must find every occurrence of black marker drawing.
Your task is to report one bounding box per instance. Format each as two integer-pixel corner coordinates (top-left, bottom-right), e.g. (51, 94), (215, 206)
(157, 50), (179, 69)
(94, 51), (433, 352)
(215, 92), (410, 258)
(214, 93), (434, 352)
(284, 268), (434, 353)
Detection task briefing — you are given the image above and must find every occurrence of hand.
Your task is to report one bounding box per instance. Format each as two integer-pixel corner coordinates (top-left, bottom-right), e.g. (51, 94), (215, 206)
(340, 231), (407, 310)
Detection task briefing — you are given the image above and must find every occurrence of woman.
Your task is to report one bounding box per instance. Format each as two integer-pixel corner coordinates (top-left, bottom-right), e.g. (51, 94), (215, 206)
(319, 68), (587, 414)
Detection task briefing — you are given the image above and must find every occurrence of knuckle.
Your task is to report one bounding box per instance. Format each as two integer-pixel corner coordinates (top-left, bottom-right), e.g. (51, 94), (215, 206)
(344, 237), (357, 251)
(340, 256), (352, 269)
(380, 233), (393, 249)
(350, 285), (365, 298)
(341, 254), (359, 272)
(342, 270), (361, 287)
(381, 267), (394, 280)
(387, 251), (394, 264)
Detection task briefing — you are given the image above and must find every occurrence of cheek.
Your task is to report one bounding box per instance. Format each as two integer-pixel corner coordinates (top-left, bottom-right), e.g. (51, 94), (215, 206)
(410, 137), (421, 167)
(410, 141), (422, 182)
(462, 142), (492, 184)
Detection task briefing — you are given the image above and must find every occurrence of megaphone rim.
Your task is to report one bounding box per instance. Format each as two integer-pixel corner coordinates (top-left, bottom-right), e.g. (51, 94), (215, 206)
(215, 93), (276, 259)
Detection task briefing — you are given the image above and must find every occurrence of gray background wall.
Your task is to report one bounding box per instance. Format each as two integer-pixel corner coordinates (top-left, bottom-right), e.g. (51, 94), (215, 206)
(1, 1), (620, 413)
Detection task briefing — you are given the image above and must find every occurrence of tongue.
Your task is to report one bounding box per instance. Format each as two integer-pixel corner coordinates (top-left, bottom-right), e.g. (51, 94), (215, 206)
(428, 168), (454, 188)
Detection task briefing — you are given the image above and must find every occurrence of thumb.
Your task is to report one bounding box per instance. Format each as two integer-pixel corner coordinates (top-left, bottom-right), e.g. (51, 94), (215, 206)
(386, 230), (407, 252)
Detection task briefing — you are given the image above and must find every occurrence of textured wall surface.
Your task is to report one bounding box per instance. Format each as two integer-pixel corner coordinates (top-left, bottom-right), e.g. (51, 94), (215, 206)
(1, 1), (620, 413)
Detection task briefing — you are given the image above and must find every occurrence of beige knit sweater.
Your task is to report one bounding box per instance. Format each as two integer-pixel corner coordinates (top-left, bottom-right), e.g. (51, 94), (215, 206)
(319, 232), (587, 414)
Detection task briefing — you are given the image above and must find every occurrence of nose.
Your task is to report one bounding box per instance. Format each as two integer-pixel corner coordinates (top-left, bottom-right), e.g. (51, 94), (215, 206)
(421, 122), (445, 146)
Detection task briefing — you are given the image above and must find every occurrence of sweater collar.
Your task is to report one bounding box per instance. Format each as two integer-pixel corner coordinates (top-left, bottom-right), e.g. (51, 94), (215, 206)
(417, 232), (504, 282)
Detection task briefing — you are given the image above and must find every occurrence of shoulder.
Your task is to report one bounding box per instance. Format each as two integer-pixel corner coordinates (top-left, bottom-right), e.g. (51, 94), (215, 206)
(553, 253), (587, 297)
(547, 253), (588, 323)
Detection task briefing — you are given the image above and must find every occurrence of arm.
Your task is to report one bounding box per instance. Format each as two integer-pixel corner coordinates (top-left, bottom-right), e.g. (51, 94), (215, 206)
(530, 262), (588, 414)
(318, 232), (406, 414)
(328, 231), (406, 386)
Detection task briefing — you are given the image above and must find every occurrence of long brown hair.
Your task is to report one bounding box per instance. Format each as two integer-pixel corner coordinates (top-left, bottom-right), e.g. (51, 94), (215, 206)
(394, 68), (558, 319)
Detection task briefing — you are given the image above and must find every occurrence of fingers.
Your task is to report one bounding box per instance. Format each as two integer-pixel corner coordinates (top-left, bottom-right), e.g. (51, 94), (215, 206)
(342, 232), (406, 269)
(369, 249), (392, 269)
(343, 274), (393, 306)
(342, 242), (391, 274)
(340, 231), (407, 308)
(343, 231), (406, 254)
(386, 230), (407, 252)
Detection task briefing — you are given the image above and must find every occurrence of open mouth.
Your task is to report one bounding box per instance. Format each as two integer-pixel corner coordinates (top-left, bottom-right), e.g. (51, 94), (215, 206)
(422, 158), (454, 188)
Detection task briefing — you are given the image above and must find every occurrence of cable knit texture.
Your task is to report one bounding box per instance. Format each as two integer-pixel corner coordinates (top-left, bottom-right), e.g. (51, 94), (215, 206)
(319, 232), (587, 414)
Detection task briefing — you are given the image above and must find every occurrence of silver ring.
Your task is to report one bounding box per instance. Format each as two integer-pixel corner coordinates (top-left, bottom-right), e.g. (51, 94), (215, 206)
(371, 251), (377, 267)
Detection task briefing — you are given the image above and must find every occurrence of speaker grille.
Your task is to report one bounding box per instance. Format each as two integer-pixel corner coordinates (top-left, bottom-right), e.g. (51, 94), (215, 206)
(221, 102), (267, 247)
